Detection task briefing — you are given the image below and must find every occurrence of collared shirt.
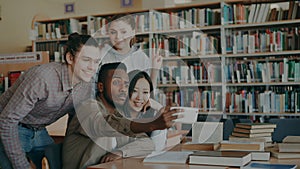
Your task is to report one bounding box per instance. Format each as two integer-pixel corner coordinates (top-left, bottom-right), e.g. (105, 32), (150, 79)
(63, 98), (154, 169)
(0, 62), (93, 168)
(67, 97), (135, 139)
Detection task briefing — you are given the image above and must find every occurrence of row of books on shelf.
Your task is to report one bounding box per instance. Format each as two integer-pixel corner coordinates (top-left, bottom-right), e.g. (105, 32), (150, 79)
(225, 27), (300, 54)
(33, 1), (300, 40)
(34, 18), (88, 40)
(158, 63), (222, 85)
(35, 42), (65, 62)
(88, 13), (150, 36)
(89, 8), (221, 37)
(34, 6), (222, 41)
(150, 7), (221, 31)
(230, 3), (271, 24)
(223, 1), (300, 25)
(155, 89), (222, 111)
(87, 15), (109, 35)
(151, 32), (220, 57)
(225, 88), (300, 113)
(225, 58), (300, 83)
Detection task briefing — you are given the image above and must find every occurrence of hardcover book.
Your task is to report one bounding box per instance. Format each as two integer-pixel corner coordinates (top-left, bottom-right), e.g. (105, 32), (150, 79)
(278, 143), (300, 153)
(270, 147), (300, 159)
(242, 162), (297, 169)
(181, 142), (219, 151)
(233, 127), (274, 134)
(229, 135), (272, 143)
(251, 152), (270, 161)
(235, 123), (276, 129)
(232, 131), (272, 138)
(219, 141), (264, 151)
(189, 151), (251, 167)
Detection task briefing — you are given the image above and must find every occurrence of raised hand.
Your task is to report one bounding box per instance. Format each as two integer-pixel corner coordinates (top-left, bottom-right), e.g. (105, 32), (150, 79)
(151, 106), (182, 130)
(130, 106), (183, 133)
(151, 49), (163, 70)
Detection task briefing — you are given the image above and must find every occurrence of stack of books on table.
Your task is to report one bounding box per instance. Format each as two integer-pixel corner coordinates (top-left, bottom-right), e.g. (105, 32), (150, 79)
(229, 123), (276, 146)
(219, 140), (270, 161)
(270, 136), (300, 159)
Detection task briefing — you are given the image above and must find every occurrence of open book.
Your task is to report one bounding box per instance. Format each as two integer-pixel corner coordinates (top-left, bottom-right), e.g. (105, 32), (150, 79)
(143, 151), (193, 164)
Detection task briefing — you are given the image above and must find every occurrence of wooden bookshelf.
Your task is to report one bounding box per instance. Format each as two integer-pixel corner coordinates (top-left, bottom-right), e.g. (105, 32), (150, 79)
(0, 52), (49, 95)
(30, 0), (300, 118)
(0, 51), (49, 77)
(223, 0), (300, 116)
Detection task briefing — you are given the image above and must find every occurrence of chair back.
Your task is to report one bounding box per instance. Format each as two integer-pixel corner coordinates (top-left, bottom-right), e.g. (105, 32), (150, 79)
(269, 118), (300, 143)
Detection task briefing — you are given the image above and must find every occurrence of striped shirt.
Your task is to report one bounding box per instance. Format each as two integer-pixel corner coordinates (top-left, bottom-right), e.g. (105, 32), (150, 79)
(0, 62), (93, 168)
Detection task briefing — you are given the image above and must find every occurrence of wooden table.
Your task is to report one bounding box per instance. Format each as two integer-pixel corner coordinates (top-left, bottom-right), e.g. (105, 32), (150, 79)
(87, 137), (300, 169)
(87, 153), (300, 169)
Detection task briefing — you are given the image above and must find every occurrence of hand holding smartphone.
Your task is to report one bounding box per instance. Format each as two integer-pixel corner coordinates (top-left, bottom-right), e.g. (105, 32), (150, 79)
(171, 107), (198, 124)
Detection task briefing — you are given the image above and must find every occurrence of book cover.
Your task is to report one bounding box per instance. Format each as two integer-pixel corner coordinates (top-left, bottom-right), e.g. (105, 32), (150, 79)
(189, 151), (251, 167)
(8, 71), (22, 87)
(242, 162), (297, 169)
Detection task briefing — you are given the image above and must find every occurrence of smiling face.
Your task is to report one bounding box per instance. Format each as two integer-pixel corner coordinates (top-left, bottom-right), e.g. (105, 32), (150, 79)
(128, 78), (151, 113)
(108, 20), (134, 53)
(103, 69), (129, 107)
(71, 45), (101, 84)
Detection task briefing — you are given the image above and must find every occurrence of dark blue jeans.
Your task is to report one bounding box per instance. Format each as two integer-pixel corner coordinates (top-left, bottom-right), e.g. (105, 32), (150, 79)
(0, 125), (54, 169)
